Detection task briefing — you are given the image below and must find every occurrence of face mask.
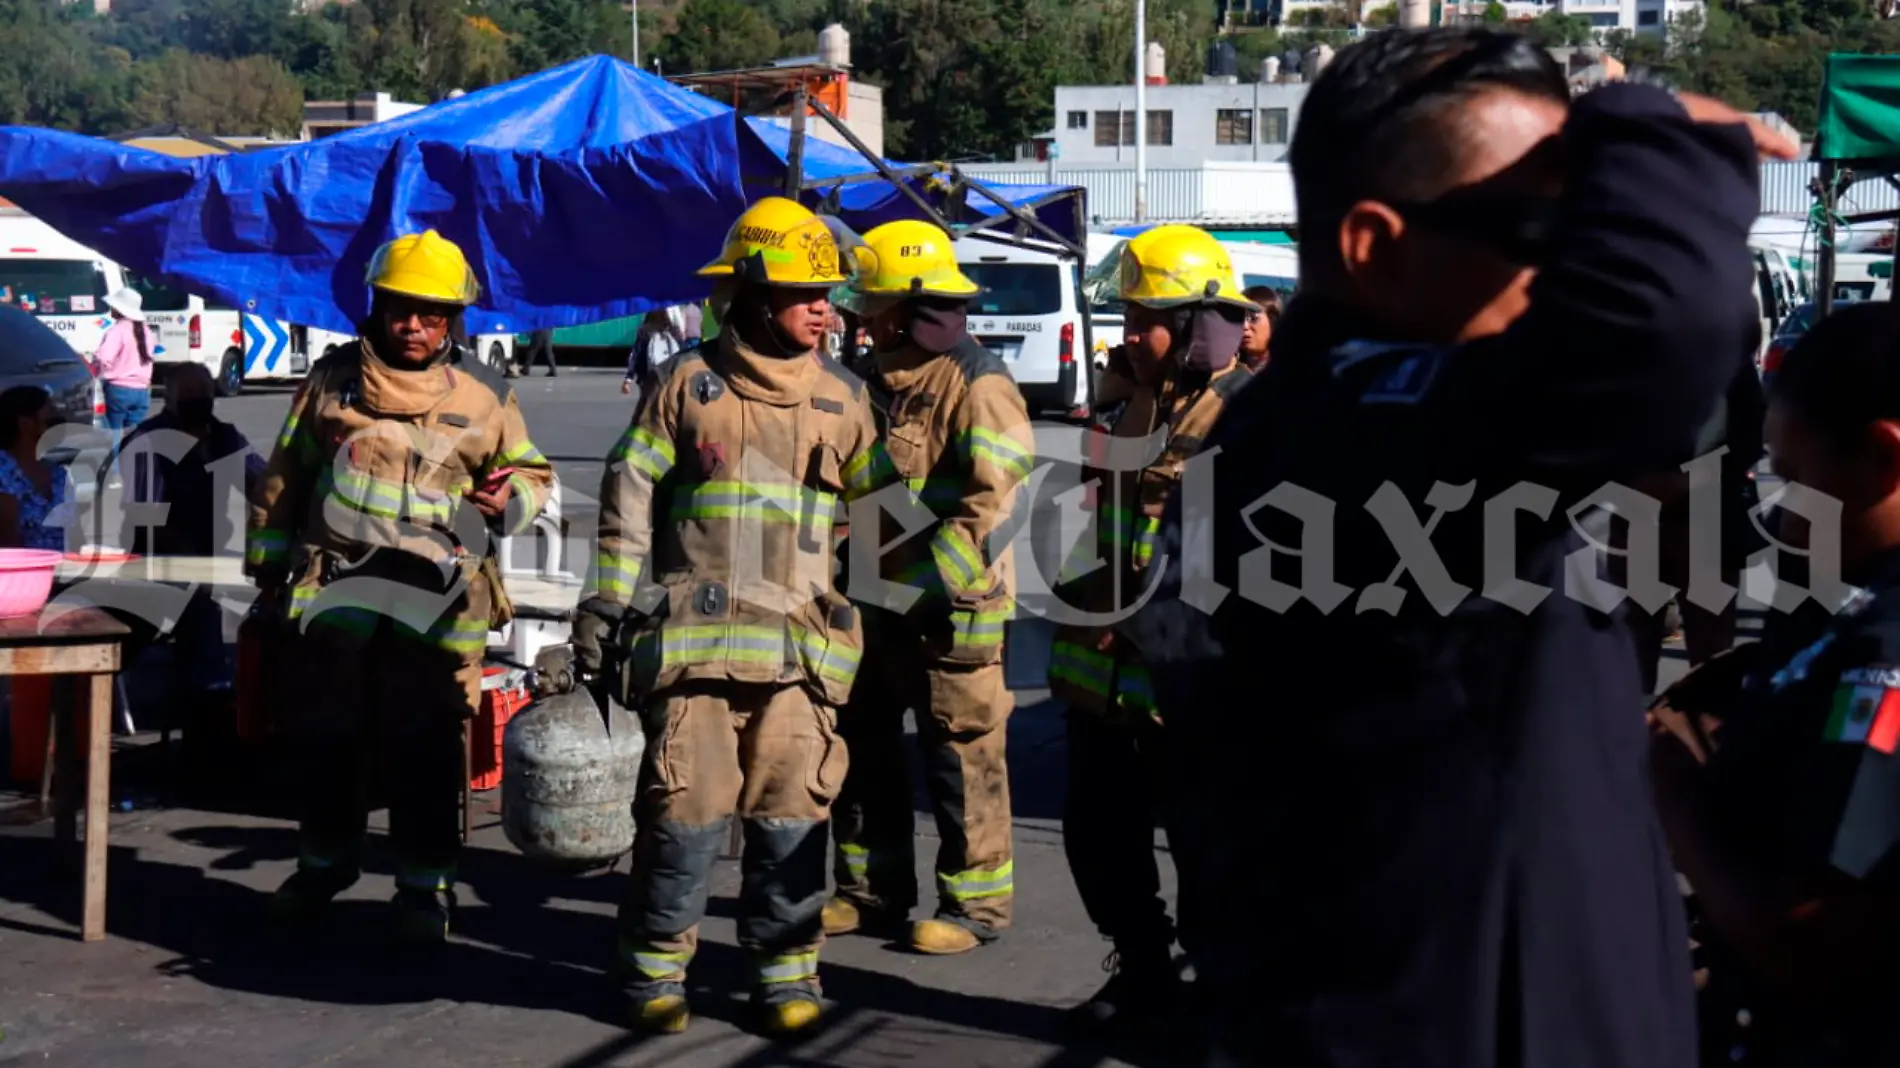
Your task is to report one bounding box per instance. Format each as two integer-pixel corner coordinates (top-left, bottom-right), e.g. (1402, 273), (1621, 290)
(907, 300), (968, 354)
(176, 397), (214, 425)
(1179, 306), (1245, 374)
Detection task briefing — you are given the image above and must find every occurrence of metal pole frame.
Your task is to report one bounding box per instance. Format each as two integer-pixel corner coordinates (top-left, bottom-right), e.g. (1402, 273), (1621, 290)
(782, 84), (809, 199)
(1817, 160), (1838, 320)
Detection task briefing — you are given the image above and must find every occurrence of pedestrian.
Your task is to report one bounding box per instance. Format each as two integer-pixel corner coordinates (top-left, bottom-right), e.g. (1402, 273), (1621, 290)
(573, 197), (891, 1037)
(521, 326), (558, 377)
(821, 219), (1035, 957)
(247, 230), (554, 943)
(1238, 285), (1281, 372)
(92, 286), (154, 458)
(1047, 224), (1253, 1034)
(623, 309), (677, 395)
(1122, 28), (1793, 1067)
(0, 385), (65, 550)
(1649, 300), (1900, 1066)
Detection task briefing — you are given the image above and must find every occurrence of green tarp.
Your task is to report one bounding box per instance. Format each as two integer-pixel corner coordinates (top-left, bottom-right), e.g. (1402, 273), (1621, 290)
(1816, 53), (1900, 164)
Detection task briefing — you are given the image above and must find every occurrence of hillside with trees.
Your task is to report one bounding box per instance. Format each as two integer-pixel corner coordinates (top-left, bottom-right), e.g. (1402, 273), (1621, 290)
(0, 0), (1890, 158)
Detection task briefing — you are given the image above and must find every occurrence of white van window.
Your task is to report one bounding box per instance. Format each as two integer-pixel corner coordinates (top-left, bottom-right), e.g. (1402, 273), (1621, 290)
(127, 273), (194, 312)
(963, 263), (1064, 317)
(1242, 273), (1298, 297)
(0, 258), (106, 316)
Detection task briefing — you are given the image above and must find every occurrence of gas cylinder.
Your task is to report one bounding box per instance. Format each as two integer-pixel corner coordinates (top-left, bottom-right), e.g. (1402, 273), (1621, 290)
(502, 683), (644, 870)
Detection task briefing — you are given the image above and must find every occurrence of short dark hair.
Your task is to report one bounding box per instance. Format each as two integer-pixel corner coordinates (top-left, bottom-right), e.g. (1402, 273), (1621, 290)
(0, 386), (48, 449)
(1244, 286), (1283, 324)
(1769, 302), (1900, 452)
(1289, 28), (1568, 280)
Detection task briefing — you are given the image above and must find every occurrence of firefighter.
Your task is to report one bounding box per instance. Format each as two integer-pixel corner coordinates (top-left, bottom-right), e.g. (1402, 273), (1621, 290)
(247, 229), (554, 942)
(572, 197), (888, 1037)
(1047, 224), (1253, 1033)
(820, 219), (1036, 956)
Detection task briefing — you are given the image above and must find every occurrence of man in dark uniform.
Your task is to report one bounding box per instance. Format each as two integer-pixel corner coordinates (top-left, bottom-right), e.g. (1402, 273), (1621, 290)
(1652, 301), (1900, 1066)
(1121, 28), (1794, 1067)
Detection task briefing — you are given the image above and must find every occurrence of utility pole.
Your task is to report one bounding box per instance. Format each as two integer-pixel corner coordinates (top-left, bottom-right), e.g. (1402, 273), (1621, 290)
(631, 0), (640, 70)
(1135, 0), (1147, 223)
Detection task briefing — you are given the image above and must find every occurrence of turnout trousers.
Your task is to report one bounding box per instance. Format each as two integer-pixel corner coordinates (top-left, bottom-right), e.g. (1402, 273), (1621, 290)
(618, 681), (848, 988)
(831, 628), (1016, 933)
(286, 620), (484, 892)
(1062, 707), (1204, 958)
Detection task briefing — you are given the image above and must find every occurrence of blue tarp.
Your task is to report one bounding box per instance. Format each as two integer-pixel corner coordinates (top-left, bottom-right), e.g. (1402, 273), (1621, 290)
(0, 55), (1083, 334)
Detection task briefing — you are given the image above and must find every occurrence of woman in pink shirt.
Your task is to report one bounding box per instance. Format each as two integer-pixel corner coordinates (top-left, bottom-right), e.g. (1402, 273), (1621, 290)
(92, 287), (154, 437)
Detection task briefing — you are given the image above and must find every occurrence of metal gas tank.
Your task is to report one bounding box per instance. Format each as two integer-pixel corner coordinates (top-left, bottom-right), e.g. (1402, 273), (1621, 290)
(502, 686), (644, 871)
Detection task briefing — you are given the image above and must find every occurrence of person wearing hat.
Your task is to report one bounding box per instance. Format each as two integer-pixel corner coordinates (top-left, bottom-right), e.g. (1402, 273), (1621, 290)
(245, 229), (554, 942)
(92, 286), (155, 448)
(575, 196), (891, 1037)
(819, 218), (1036, 957)
(1047, 223), (1254, 1034)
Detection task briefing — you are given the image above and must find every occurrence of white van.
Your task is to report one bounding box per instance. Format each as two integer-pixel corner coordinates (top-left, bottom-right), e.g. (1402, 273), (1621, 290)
(954, 236), (1089, 417)
(1831, 253), (1894, 304)
(0, 211), (129, 361)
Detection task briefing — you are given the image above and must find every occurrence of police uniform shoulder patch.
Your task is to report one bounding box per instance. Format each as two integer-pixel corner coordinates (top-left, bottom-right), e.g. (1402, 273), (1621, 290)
(1329, 340), (1447, 406)
(951, 338), (1011, 385)
(690, 370), (726, 405)
(1824, 666), (1900, 752)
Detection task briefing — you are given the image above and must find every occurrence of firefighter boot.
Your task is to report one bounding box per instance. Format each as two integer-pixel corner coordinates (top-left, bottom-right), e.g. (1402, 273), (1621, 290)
(1064, 944), (1185, 1037)
(627, 979), (692, 1035)
(267, 866), (359, 926)
(822, 896), (909, 938)
(392, 887), (456, 945)
(911, 915), (997, 956)
(757, 980), (824, 1037)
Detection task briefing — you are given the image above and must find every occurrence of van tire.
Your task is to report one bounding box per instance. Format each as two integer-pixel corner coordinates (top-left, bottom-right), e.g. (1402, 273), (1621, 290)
(488, 340), (507, 374)
(216, 349), (244, 398)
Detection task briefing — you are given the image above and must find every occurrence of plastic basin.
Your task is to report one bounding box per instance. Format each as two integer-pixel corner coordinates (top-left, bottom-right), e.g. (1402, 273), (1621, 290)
(0, 548), (63, 619)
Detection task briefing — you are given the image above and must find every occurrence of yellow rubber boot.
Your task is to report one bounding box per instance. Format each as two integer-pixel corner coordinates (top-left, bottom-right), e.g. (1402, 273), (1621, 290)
(821, 897), (861, 936)
(910, 917), (988, 956)
(759, 981), (824, 1037)
(628, 982), (691, 1034)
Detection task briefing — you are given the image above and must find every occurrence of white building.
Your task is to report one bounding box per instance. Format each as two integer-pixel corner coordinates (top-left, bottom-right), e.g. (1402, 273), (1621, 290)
(1274, 0), (1701, 35)
(1047, 82), (1311, 167)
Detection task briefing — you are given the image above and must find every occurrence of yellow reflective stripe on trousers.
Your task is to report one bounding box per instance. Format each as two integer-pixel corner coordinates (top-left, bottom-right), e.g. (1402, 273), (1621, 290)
(929, 525), (986, 596)
(1116, 661), (1156, 712)
(288, 587), (488, 655)
(593, 553), (642, 599)
(940, 861), (1013, 901)
(1049, 641), (1114, 696)
(668, 481), (838, 526)
(246, 528), (289, 567)
(621, 940), (690, 980)
(756, 950), (820, 984)
(963, 426), (1034, 482)
(610, 425), (676, 480)
(839, 842), (870, 878)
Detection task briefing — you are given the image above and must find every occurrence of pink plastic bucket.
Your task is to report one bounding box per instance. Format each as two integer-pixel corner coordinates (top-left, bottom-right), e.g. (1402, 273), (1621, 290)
(0, 548), (63, 619)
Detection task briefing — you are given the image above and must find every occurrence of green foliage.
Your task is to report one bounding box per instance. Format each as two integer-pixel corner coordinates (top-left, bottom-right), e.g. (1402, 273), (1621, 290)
(0, 0), (1891, 152)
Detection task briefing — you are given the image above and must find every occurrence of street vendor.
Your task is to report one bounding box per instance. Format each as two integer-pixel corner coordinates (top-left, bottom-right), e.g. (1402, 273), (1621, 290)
(245, 229), (554, 943)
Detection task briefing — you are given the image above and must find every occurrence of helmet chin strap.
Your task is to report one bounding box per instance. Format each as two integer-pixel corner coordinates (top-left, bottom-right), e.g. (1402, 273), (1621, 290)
(732, 283), (809, 359)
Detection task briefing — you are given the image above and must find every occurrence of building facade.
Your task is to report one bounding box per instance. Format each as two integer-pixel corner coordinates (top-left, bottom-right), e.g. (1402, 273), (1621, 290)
(1048, 82), (1311, 167)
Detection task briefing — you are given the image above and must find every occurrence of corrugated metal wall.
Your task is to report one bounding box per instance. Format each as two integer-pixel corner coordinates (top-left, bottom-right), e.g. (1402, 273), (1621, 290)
(968, 161), (1900, 223)
(1760, 162), (1900, 217)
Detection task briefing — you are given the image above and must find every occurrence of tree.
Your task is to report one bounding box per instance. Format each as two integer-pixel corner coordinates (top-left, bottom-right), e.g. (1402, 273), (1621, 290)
(126, 50), (304, 135)
(652, 0), (782, 75)
(1520, 10), (1593, 46)
(1481, 2), (1507, 24)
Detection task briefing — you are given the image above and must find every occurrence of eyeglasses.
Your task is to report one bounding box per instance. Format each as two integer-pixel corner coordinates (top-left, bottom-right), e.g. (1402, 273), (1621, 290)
(1388, 191), (1560, 266)
(383, 301), (453, 328)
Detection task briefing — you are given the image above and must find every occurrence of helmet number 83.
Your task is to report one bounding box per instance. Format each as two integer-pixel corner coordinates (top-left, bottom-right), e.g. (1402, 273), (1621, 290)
(899, 245), (926, 257)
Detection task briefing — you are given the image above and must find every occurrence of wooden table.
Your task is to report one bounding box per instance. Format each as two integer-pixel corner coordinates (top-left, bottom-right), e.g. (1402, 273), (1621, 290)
(2, 606), (129, 942)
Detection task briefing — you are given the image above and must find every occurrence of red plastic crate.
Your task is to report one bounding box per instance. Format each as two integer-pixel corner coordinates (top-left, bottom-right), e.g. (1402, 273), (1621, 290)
(470, 667), (530, 791)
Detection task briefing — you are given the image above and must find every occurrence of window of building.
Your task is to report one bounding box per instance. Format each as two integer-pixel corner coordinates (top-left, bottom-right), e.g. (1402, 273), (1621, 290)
(1588, 11), (1618, 24)
(1260, 107), (1290, 145)
(1215, 108), (1254, 145)
(1067, 110), (1088, 130)
(1147, 110), (1173, 146)
(1636, 9), (1659, 23)
(1094, 110), (1125, 147)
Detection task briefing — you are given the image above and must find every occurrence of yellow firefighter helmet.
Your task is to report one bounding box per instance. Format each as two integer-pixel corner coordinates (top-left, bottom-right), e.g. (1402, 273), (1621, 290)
(1116, 224), (1255, 311)
(698, 196), (863, 289)
(365, 230), (481, 306)
(850, 219), (980, 300)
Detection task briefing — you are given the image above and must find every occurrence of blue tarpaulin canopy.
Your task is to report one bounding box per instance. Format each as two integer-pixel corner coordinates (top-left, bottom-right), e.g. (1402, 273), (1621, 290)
(0, 55), (1084, 334)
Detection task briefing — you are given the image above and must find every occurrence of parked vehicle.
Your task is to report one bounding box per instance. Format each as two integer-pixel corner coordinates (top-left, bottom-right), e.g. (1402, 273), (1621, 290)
(1084, 236), (1299, 369)
(954, 236), (1089, 417)
(1760, 300), (1814, 383)
(0, 211), (130, 363)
